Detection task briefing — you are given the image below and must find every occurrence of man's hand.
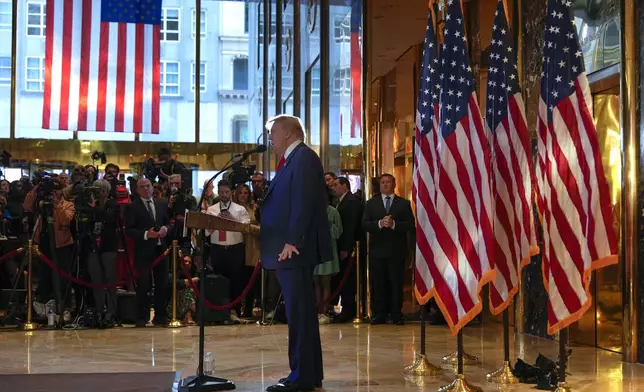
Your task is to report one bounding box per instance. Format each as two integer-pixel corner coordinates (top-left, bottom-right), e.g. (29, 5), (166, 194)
(340, 250), (349, 260)
(191, 277), (200, 284)
(278, 243), (300, 262)
(219, 210), (232, 219)
(146, 228), (160, 239)
(168, 195), (176, 208)
(158, 226), (168, 238)
(176, 215), (185, 222)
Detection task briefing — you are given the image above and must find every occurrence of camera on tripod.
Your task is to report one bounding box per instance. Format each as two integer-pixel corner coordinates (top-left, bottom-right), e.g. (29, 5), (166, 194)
(227, 163), (256, 190)
(103, 173), (130, 204)
(71, 180), (101, 222)
(32, 170), (63, 205)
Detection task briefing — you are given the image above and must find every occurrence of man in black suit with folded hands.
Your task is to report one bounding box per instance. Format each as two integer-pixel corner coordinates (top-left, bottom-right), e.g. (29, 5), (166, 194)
(126, 178), (173, 327)
(362, 173), (414, 325)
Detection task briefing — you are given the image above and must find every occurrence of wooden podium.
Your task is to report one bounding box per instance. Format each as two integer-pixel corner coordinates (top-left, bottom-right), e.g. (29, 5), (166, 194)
(185, 211), (260, 235)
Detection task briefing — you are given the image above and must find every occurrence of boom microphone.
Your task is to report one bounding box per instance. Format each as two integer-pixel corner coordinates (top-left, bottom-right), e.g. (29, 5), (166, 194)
(234, 144), (267, 160)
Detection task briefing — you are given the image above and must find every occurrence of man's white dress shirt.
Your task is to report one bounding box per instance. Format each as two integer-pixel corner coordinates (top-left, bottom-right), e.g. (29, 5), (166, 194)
(205, 200), (250, 246)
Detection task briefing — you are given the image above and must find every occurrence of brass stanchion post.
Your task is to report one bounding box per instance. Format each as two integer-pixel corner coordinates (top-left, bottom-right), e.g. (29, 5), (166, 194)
(23, 240), (38, 331)
(365, 233), (371, 319)
(486, 309), (518, 384)
(439, 330), (482, 392)
(168, 240), (184, 328)
(353, 241), (363, 324)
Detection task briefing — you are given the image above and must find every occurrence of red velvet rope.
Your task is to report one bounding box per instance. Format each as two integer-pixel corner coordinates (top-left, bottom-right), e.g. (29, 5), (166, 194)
(181, 260), (262, 311)
(317, 256), (355, 308)
(0, 247), (25, 265)
(35, 248), (170, 289)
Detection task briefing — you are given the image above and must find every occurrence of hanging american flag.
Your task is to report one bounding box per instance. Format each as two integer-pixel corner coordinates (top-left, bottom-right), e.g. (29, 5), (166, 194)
(412, 4), (441, 306)
(485, 1), (538, 315)
(42, 0), (161, 133)
(536, 0), (617, 334)
(415, 0), (495, 335)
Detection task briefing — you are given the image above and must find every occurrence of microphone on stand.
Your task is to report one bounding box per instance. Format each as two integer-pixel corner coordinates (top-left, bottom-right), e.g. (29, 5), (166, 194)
(231, 144), (267, 164)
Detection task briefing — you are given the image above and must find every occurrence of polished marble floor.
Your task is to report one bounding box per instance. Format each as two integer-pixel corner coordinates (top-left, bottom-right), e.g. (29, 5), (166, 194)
(0, 322), (642, 391)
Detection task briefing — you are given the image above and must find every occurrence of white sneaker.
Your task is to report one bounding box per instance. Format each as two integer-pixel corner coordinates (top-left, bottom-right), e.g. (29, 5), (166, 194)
(33, 301), (46, 317)
(318, 314), (330, 325)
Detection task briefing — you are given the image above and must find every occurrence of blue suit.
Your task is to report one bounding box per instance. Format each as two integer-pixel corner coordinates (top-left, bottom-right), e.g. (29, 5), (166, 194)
(260, 142), (332, 386)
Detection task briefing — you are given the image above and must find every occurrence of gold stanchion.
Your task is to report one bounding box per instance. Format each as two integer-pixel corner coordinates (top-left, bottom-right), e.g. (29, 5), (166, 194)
(441, 351), (479, 366)
(365, 233), (372, 319)
(167, 240), (184, 328)
(23, 240), (38, 331)
(353, 241), (363, 324)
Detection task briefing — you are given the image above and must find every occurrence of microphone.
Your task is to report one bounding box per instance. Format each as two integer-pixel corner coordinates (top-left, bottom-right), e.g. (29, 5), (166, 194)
(233, 144), (267, 162)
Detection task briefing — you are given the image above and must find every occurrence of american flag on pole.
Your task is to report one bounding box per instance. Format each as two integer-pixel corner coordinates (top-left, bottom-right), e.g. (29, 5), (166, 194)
(414, 0), (495, 335)
(42, 0), (161, 133)
(485, 1), (538, 315)
(536, 0), (617, 334)
(413, 3), (440, 305)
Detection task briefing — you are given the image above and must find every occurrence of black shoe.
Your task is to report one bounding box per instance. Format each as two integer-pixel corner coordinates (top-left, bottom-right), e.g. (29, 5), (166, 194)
(370, 316), (387, 325)
(279, 378), (322, 388)
(267, 380), (315, 392)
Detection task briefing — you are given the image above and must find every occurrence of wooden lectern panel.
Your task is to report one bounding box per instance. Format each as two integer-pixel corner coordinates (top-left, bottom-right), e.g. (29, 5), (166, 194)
(185, 211), (259, 235)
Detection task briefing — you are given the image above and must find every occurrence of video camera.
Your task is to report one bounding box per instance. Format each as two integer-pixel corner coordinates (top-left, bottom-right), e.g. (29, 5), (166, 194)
(72, 180), (101, 222)
(227, 163), (256, 190)
(103, 172), (130, 204)
(32, 170), (64, 205)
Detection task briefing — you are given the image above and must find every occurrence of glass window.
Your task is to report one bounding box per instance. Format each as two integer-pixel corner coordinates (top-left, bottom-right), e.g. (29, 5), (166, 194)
(160, 60), (180, 96)
(333, 67), (351, 96)
(162, 8), (180, 42)
(232, 116), (249, 143)
(191, 62), (206, 92)
(233, 57), (248, 90)
(311, 66), (320, 96)
(0, 57), (10, 86)
(0, 0), (11, 31)
(26, 2), (46, 37)
(192, 9), (206, 39)
(334, 16), (350, 43)
(25, 56), (45, 92)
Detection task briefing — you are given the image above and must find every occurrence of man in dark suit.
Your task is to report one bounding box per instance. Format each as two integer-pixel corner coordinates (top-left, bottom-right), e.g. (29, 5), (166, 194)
(331, 176), (362, 322)
(125, 178), (172, 327)
(362, 173), (414, 325)
(260, 115), (332, 392)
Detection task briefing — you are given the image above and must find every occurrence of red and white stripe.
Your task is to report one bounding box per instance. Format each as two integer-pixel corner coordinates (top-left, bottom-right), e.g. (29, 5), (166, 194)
(415, 95), (495, 335)
(488, 92), (538, 314)
(535, 74), (618, 334)
(43, 0), (160, 133)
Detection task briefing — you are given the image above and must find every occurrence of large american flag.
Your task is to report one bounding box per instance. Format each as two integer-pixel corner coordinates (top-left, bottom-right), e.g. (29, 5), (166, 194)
(485, 1), (538, 315)
(414, 0), (495, 335)
(42, 0), (161, 133)
(536, 0), (617, 334)
(412, 5), (440, 306)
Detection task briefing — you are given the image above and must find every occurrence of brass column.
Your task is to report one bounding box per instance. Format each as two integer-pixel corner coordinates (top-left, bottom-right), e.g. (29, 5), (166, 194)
(320, 0), (330, 169)
(9, 0), (17, 139)
(362, 0), (373, 198)
(620, 0), (639, 364)
(262, 0), (271, 175)
(293, 0), (302, 117)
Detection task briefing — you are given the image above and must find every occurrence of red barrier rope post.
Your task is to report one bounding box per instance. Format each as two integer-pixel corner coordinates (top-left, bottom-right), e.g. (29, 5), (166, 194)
(23, 240), (38, 331)
(168, 240), (184, 328)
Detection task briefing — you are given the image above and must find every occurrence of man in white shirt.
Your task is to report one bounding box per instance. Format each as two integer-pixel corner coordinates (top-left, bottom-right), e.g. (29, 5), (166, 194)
(205, 179), (250, 322)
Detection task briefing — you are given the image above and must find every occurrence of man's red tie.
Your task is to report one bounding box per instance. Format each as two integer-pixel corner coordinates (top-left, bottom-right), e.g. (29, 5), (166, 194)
(276, 156), (286, 172)
(218, 230), (227, 242)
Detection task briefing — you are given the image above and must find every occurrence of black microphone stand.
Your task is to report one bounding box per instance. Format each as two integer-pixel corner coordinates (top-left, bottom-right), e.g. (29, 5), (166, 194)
(179, 153), (249, 392)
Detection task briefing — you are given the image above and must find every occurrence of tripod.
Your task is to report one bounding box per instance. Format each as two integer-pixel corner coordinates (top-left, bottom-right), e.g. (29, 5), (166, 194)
(179, 157), (242, 392)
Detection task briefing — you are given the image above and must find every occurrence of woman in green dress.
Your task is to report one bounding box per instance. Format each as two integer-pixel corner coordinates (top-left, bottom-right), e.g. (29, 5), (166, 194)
(314, 195), (343, 324)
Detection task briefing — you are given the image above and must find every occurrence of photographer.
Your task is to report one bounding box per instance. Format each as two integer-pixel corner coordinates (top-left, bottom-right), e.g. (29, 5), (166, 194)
(167, 174), (197, 242)
(23, 176), (75, 325)
(156, 148), (185, 184)
(82, 179), (119, 328)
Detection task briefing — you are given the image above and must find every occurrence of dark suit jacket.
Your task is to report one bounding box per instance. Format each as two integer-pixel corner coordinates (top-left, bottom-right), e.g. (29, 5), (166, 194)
(362, 194), (414, 259)
(125, 198), (172, 266)
(336, 192), (363, 254)
(260, 143), (333, 270)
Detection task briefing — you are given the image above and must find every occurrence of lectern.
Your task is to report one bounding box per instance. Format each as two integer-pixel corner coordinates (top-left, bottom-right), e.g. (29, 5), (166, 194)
(179, 211), (259, 392)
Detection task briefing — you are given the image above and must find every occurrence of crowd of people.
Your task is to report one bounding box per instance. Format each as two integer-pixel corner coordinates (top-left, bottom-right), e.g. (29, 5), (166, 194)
(0, 146), (421, 330)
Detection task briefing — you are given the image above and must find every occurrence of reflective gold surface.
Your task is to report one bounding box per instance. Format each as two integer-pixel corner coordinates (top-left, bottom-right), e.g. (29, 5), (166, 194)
(441, 350), (480, 366)
(438, 375), (483, 392)
(0, 323), (642, 391)
(485, 361), (519, 384)
(404, 354), (443, 377)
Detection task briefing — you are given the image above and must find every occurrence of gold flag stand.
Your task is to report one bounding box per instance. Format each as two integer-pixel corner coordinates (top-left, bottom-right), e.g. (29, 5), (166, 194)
(438, 331), (482, 392)
(404, 306), (442, 376)
(486, 309), (518, 384)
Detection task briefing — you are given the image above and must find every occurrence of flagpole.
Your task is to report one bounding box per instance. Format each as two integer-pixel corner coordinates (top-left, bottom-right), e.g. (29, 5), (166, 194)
(404, 306), (442, 376)
(553, 327), (570, 392)
(438, 330), (482, 392)
(486, 308), (519, 384)
(9, 0), (17, 139)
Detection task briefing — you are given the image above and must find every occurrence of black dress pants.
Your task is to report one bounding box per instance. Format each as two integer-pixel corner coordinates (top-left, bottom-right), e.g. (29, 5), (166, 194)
(135, 246), (169, 323)
(370, 257), (404, 319)
(210, 243), (245, 315)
